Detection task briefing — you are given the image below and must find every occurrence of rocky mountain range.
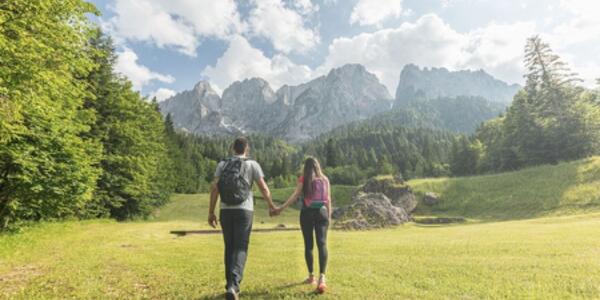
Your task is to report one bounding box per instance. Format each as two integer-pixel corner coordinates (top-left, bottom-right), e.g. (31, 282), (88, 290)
(159, 63), (521, 142)
(160, 64), (392, 143)
(395, 64), (521, 105)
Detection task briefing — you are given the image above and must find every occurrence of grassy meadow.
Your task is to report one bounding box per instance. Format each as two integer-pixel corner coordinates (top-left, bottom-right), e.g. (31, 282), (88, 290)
(410, 156), (600, 220)
(1, 157), (600, 299)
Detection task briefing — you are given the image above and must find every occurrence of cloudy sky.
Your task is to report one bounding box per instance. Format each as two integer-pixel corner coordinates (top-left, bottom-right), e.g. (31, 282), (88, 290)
(88, 0), (600, 101)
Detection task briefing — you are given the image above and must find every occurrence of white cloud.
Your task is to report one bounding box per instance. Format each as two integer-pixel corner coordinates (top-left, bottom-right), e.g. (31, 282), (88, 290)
(150, 88), (177, 102)
(291, 0), (319, 15)
(202, 35), (314, 92)
(115, 48), (175, 91)
(320, 14), (534, 92)
(550, 1), (600, 47)
(108, 0), (242, 56)
(321, 14), (466, 91)
(459, 21), (536, 84)
(108, 0), (198, 56)
(547, 0), (600, 86)
(248, 0), (320, 54)
(106, 0), (321, 57)
(350, 0), (404, 27)
(201, 14), (533, 94)
(154, 0), (244, 38)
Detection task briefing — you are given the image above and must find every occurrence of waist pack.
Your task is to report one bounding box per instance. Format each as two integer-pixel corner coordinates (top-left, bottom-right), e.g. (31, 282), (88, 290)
(218, 157), (250, 205)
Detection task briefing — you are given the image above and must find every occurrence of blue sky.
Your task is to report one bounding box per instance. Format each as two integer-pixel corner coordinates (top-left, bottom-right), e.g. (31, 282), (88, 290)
(88, 0), (600, 100)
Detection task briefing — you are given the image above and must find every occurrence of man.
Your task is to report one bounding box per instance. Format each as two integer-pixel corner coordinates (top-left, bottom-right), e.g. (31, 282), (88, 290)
(208, 137), (275, 300)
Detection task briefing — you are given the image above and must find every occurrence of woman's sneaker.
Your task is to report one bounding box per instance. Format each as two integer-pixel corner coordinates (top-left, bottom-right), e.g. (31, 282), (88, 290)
(304, 274), (316, 285)
(316, 275), (327, 294)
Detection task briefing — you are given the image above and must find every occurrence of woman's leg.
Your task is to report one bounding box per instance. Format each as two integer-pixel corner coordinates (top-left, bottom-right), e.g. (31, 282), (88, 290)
(300, 209), (315, 274)
(315, 208), (329, 275)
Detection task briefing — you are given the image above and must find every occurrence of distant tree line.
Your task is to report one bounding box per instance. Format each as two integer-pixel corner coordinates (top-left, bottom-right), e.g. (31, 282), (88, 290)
(163, 126), (300, 192)
(162, 117), (458, 189)
(302, 123), (455, 184)
(449, 36), (600, 176)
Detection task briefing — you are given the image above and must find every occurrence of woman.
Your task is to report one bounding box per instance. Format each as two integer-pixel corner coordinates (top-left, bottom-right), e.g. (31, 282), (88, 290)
(275, 157), (331, 294)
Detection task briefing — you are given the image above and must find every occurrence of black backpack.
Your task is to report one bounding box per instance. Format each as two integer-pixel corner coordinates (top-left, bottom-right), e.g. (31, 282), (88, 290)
(218, 157), (251, 205)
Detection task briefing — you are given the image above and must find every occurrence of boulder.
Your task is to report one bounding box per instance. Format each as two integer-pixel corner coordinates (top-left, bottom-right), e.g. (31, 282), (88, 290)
(333, 192), (410, 230)
(423, 192), (440, 206)
(331, 207), (345, 220)
(360, 177), (417, 213)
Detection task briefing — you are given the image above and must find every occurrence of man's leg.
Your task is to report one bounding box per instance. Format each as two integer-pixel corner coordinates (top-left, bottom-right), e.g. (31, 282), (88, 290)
(220, 210), (234, 290)
(230, 209), (253, 292)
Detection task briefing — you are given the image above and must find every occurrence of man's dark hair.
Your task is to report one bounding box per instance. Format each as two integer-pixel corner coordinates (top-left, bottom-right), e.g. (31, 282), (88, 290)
(233, 137), (249, 155)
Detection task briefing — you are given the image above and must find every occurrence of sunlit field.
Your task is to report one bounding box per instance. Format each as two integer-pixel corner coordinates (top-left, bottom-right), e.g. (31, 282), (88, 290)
(1, 157), (600, 299)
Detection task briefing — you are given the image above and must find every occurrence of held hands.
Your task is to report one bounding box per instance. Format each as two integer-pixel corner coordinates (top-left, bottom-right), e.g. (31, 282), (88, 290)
(269, 205), (283, 217)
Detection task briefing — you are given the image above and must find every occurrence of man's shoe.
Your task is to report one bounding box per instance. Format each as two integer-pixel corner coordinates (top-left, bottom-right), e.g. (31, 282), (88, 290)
(225, 287), (239, 300)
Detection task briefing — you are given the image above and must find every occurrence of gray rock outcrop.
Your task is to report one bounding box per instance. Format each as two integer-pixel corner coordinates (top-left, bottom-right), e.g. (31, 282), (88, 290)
(333, 192), (410, 230)
(423, 192), (439, 206)
(360, 177), (417, 213)
(333, 176), (417, 230)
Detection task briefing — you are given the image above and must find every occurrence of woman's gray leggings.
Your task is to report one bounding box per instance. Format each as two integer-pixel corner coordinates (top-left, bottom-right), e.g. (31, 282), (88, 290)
(300, 207), (329, 274)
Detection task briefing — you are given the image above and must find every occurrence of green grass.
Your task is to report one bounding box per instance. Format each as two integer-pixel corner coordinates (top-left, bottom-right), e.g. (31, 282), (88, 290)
(151, 194), (300, 227)
(1, 157), (600, 299)
(409, 156), (600, 220)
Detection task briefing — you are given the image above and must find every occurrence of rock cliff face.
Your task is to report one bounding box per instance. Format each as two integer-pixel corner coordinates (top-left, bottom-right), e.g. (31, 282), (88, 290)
(273, 64), (393, 142)
(159, 64), (393, 142)
(395, 64), (521, 105)
(158, 81), (234, 135)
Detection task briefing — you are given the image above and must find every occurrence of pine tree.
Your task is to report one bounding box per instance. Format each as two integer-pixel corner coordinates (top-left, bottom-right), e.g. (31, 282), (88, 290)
(325, 138), (338, 167)
(523, 36), (582, 163)
(84, 31), (170, 220)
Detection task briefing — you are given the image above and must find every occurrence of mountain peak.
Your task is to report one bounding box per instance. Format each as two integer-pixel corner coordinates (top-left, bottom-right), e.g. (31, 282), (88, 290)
(228, 77), (270, 88)
(395, 64), (521, 105)
(193, 80), (218, 95)
(327, 63), (369, 78)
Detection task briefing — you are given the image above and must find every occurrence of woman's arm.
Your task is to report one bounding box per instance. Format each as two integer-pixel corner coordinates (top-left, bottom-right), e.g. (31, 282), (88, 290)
(279, 182), (303, 211)
(326, 177), (332, 220)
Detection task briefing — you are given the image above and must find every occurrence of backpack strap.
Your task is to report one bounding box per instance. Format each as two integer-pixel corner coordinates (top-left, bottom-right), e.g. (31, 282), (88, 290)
(223, 156), (249, 176)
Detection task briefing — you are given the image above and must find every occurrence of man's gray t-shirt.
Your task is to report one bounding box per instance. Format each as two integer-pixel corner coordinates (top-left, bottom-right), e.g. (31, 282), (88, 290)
(214, 156), (264, 211)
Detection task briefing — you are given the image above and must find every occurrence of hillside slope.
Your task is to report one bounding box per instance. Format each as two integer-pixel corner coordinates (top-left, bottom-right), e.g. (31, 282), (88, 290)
(409, 156), (600, 220)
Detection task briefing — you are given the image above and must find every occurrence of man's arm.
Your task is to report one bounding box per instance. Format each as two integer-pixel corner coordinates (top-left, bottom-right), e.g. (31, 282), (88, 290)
(256, 177), (275, 212)
(208, 178), (219, 228)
